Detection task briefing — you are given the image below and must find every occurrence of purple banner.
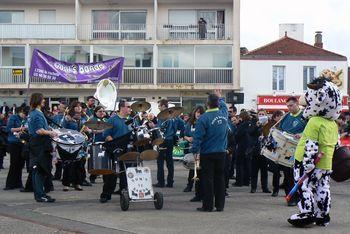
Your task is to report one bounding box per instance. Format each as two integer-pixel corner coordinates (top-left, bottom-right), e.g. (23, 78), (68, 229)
(29, 49), (124, 84)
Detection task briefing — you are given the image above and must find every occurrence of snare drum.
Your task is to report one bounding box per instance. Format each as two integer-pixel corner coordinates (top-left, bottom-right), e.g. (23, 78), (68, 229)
(52, 128), (85, 162)
(88, 142), (114, 175)
(134, 127), (151, 146)
(262, 128), (298, 168)
(150, 128), (164, 146)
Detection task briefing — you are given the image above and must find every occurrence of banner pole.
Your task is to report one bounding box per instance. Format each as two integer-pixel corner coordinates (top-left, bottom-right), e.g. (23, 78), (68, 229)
(25, 76), (31, 105)
(113, 80), (121, 112)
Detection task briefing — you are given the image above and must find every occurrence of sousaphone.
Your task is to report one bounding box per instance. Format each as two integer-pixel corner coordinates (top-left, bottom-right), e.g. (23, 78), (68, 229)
(94, 79), (117, 111)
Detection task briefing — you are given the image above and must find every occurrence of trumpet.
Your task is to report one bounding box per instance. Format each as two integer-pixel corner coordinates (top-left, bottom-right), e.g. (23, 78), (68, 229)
(192, 158), (200, 181)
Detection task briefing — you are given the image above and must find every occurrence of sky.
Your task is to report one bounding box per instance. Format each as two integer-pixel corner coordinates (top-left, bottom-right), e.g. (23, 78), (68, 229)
(241, 0), (350, 60)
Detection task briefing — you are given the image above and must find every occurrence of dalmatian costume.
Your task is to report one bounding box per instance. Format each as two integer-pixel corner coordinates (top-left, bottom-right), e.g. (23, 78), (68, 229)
(288, 77), (342, 227)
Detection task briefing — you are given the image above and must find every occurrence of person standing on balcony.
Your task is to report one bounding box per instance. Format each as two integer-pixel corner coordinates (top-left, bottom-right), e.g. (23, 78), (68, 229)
(0, 102), (9, 115)
(198, 18), (207, 40)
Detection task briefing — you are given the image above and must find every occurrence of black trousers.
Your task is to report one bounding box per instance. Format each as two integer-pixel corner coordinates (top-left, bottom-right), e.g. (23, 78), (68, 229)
(5, 142), (25, 188)
(250, 154), (269, 190)
(235, 150), (251, 186)
(54, 161), (63, 180)
(100, 161), (130, 199)
(186, 169), (194, 189)
(24, 169), (53, 192)
(62, 161), (83, 186)
(224, 154), (232, 188)
(200, 152), (226, 211)
(272, 165), (295, 197)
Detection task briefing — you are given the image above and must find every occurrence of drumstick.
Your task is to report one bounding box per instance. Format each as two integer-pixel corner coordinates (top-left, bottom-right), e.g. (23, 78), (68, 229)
(285, 152), (324, 202)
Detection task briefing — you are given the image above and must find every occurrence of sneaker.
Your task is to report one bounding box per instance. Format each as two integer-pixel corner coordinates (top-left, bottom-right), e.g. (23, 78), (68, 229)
(190, 196), (201, 202)
(183, 186), (192, 192)
(197, 207), (212, 212)
(287, 200), (298, 207)
(99, 197), (111, 203)
(153, 183), (165, 188)
(271, 191), (278, 197)
(82, 180), (92, 186)
(74, 185), (83, 191)
(63, 186), (69, 192)
(262, 189), (271, 193)
(250, 188), (256, 193)
(315, 215), (330, 227)
(36, 196), (55, 203)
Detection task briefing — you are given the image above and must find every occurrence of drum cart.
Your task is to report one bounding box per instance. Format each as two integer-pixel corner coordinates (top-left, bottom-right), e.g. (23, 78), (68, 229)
(118, 150), (163, 211)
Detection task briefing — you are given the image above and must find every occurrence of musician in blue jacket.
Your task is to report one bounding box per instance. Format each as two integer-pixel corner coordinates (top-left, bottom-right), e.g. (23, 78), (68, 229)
(153, 99), (185, 188)
(191, 90), (228, 212)
(28, 93), (57, 202)
(100, 100), (132, 203)
(4, 107), (28, 190)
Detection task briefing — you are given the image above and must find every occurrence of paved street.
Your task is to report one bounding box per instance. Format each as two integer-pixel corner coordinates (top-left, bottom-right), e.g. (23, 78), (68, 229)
(0, 157), (349, 234)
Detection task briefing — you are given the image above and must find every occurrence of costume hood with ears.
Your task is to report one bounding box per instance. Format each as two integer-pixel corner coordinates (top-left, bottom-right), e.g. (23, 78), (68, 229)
(303, 77), (342, 120)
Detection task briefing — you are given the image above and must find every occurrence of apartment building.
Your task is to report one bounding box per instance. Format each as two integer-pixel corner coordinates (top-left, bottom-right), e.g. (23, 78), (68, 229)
(0, 0), (240, 112)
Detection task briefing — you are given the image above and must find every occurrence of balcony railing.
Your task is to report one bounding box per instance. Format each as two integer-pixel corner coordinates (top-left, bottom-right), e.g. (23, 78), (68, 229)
(78, 24), (152, 40)
(157, 68), (232, 84)
(0, 24), (75, 39)
(0, 68), (26, 84)
(158, 24), (232, 40)
(0, 68), (232, 85)
(123, 68), (154, 84)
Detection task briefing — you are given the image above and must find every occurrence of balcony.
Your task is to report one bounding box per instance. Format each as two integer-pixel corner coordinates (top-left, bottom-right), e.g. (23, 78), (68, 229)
(0, 24), (76, 39)
(0, 68), (26, 84)
(78, 24), (151, 40)
(123, 68), (154, 84)
(158, 24), (232, 40)
(157, 68), (232, 84)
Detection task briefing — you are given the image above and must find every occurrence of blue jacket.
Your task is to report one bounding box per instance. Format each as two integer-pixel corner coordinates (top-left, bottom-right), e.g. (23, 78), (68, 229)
(191, 98), (228, 154)
(7, 114), (23, 143)
(52, 113), (64, 128)
(184, 122), (196, 138)
(28, 109), (49, 138)
(62, 117), (85, 131)
(103, 114), (131, 139)
(158, 117), (185, 140)
(279, 111), (306, 134)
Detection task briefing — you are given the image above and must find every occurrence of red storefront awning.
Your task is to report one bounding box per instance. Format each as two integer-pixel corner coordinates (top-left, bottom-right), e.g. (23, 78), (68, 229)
(257, 95), (349, 112)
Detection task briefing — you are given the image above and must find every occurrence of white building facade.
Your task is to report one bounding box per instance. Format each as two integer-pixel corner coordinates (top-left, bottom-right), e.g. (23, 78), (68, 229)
(241, 36), (348, 111)
(0, 0), (241, 113)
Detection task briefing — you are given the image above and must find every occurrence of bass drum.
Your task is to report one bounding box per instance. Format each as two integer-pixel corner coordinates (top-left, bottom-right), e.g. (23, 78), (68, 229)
(88, 142), (114, 175)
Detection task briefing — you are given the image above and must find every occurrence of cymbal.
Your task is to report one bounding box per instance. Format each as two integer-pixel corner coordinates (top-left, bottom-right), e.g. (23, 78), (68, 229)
(131, 101), (151, 112)
(140, 149), (159, 161)
(119, 152), (140, 161)
(157, 107), (183, 120)
(84, 120), (112, 131)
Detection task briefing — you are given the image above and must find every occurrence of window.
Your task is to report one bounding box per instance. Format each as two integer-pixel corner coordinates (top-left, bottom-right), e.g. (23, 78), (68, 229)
(1, 46), (25, 66)
(158, 46), (194, 68)
(303, 66), (316, 90)
(124, 46), (153, 67)
(93, 45), (122, 62)
(169, 10), (196, 25)
(195, 45), (232, 67)
(92, 10), (146, 39)
(39, 10), (56, 24)
(60, 46), (90, 63)
(272, 66), (285, 91)
(0, 11), (24, 24)
(31, 45), (59, 59)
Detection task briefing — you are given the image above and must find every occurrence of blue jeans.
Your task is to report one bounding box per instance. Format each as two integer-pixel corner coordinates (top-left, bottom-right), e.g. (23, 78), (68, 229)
(32, 167), (47, 200)
(157, 139), (174, 186)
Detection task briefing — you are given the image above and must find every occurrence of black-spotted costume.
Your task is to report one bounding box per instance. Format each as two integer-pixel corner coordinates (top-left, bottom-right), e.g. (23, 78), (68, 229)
(288, 76), (342, 227)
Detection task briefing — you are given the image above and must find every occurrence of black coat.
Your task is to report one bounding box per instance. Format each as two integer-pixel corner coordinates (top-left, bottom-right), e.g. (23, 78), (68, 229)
(29, 136), (53, 175)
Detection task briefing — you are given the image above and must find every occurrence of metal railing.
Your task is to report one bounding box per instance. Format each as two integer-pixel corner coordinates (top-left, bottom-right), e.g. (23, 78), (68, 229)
(157, 68), (232, 84)
(78, 24), (152, 40)
(158, 24), (233, 40)
(157, 68), (194, 84)
(0, 68), (26, 84)
(195, 69), (233, 83)
(0, 24), (75, 39)
(123, 68), (154, 84)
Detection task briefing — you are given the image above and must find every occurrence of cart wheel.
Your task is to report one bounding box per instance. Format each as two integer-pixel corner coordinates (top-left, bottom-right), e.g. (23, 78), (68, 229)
(154, 192), (163, 210)
(120, 189), (130, 211)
